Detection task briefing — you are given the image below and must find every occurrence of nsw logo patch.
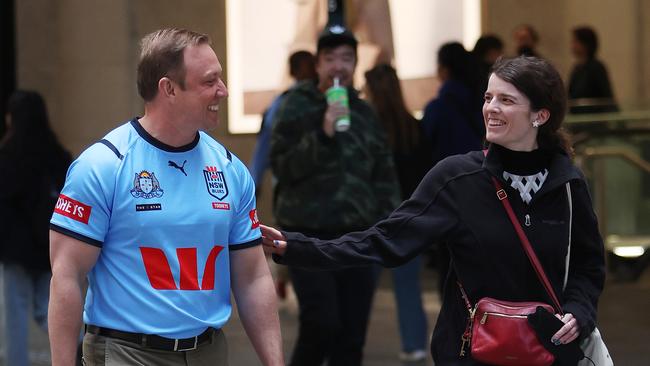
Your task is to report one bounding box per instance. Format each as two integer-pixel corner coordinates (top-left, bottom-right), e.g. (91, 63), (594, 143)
(130, 170), (164, 199)
(204, 166), (229, 200)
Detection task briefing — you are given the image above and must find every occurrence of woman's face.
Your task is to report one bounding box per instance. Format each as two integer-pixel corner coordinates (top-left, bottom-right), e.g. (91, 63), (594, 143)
(483, 74), (543, 151)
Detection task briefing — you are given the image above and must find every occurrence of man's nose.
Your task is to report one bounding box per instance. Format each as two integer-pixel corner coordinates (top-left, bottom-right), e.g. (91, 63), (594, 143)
(333, 58), (346, 71)
(217, 80), (228, 98)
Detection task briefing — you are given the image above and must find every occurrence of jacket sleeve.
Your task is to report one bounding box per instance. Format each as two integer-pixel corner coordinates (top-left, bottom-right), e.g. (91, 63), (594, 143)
(562, 179), (606, 340)
(275, 162), (459, 269)
(269, 92), (338, 184)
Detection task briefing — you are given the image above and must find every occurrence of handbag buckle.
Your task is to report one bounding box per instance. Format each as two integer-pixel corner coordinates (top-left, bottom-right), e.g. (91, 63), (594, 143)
(496, 189), (507, 200)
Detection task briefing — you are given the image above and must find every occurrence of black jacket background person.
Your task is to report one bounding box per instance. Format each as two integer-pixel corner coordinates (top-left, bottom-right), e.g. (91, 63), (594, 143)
(0, 90), (71, 272)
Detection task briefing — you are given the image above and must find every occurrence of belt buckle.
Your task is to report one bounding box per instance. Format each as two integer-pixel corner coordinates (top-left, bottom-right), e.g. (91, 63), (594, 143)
(173, 336), (198, 351)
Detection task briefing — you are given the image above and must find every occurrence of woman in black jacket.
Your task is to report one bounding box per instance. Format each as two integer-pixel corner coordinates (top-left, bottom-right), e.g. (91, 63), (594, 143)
(262, 57), (605, 365)
(1, 90), (71, 366)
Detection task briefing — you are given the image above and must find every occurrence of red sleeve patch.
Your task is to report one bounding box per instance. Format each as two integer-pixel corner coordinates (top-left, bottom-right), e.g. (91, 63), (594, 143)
(54, 194), (92, 224)
(249, 209), (259, 229)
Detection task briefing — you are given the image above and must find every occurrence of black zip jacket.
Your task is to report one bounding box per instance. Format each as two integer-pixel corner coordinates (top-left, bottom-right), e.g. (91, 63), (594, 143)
(275, 145), (605, 365)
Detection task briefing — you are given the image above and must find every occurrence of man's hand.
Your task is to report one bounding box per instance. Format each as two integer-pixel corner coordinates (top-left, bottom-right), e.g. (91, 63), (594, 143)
(323, 101), (349, 137)
(261, 224), (287, 255)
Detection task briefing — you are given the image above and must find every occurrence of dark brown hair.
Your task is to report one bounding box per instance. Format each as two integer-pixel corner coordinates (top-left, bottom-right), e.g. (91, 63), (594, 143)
(4, 90), (64, 155)
(491, 56), (572, 155)
(364, 64), (420, 154)
(137, 28), (210, 101)
(573, 26), (599, 59)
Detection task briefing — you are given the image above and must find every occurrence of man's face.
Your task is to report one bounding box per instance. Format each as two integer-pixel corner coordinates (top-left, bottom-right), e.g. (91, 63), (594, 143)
(316, 44), (356, 91)
(174, 44), (228, 132)
(514, 28), (535, 49)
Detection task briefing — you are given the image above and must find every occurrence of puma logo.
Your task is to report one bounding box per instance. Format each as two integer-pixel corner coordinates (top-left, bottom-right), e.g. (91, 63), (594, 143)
(168, 160), (187, 176)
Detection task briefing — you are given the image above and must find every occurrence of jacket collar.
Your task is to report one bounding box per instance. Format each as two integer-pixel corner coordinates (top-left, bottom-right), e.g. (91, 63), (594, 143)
(482, 144), (581, 200)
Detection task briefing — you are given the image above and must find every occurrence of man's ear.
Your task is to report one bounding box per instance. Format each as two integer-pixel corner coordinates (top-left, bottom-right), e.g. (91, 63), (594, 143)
(159, 77), (176, 98)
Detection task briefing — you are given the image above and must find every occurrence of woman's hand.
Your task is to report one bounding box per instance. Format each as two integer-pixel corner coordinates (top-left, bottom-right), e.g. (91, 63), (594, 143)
(551, 313), (580, 345)
(261, 224), (288, 256)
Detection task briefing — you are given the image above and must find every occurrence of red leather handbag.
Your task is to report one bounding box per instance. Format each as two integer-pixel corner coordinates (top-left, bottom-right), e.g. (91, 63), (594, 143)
(469, 298), (555, 366)
(457, 175), (565, 366)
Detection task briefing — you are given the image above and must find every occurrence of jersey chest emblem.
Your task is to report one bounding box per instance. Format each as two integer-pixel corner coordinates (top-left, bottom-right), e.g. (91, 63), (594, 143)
(203, 166), (229, 200)
(130, 170), (164, 199)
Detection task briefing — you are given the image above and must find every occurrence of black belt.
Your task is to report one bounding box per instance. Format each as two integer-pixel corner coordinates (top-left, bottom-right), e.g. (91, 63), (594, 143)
(85, 325), (215, 352)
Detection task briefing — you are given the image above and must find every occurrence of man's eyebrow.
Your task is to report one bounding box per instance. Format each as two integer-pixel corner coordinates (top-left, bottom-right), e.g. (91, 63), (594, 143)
(202, 69), (221, 78)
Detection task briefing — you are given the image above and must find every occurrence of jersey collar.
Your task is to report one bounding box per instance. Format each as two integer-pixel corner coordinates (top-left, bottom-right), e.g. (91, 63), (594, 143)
(130, 118), (200, 152)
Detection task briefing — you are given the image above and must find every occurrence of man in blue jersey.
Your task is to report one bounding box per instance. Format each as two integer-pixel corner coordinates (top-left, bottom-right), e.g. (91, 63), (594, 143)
(48, 28), (284, 366)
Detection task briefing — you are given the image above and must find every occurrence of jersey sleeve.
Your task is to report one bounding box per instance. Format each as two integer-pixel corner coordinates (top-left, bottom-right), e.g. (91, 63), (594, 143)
(229, 160), (262, 249)
(50, 143), (119, 247)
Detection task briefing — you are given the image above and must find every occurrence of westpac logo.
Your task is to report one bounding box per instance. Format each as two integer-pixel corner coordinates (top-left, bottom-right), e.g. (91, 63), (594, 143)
(139, 245), (224, 290)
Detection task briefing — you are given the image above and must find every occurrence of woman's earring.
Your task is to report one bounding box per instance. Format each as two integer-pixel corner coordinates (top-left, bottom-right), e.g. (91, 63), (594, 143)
(532, 120), (540, 128)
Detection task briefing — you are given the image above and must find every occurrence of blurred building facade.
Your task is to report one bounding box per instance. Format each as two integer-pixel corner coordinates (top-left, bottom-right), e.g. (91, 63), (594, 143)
(5, 0), (650, 225)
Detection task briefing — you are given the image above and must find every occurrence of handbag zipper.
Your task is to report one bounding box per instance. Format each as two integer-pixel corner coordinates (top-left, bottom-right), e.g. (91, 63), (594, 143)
(480, 312), (528, 324)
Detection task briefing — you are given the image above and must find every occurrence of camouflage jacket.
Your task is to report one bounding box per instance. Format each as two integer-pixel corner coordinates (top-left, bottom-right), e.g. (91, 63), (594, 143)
(270, 80), (401, 233)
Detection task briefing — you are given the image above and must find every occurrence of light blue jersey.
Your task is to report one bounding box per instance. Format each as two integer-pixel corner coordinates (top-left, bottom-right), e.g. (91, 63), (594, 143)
(51, 119), (261, 338)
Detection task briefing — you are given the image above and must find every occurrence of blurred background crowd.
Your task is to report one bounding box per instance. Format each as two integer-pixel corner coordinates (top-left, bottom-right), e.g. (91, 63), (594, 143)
(1, 0), (649, 365)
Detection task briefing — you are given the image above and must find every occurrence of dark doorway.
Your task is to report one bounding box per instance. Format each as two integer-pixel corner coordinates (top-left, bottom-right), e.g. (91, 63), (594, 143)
(1, 0), (16, 139)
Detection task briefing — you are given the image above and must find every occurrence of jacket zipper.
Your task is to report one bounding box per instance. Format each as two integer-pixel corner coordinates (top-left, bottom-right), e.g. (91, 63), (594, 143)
(525, 214), (531, 226)
(480, 312), (528, 324)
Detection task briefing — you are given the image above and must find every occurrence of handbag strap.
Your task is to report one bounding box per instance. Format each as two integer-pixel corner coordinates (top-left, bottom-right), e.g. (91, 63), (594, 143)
(490, 175), (564, 314)
(563, 182), (572, 291)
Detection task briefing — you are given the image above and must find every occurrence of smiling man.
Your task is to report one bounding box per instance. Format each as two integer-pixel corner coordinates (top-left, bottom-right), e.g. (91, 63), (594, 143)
(48, 28), (283, 366)
(270, 26), (400, 366)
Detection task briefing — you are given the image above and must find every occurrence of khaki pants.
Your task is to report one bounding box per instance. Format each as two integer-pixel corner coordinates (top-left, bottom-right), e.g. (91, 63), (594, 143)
(82, 329), (228, 366)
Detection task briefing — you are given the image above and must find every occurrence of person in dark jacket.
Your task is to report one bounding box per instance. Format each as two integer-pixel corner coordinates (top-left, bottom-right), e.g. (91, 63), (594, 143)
(263, 56), (606, 365)
(364, 63), (430, 362)
(568, 26), (617, 114)
(270, 26), (401, 366)
(0, 90), (72, 366)
(421, 42), (485, 298)
(249, 50), (317, 192)
(421, 42), (484, 167)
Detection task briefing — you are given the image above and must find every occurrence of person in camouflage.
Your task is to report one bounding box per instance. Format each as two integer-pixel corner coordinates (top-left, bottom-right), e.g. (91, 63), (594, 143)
(270, 26), (401, 366)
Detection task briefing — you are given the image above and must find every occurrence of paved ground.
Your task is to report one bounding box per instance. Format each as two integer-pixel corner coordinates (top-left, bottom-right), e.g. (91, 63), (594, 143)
(1, 262), (648, 365)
